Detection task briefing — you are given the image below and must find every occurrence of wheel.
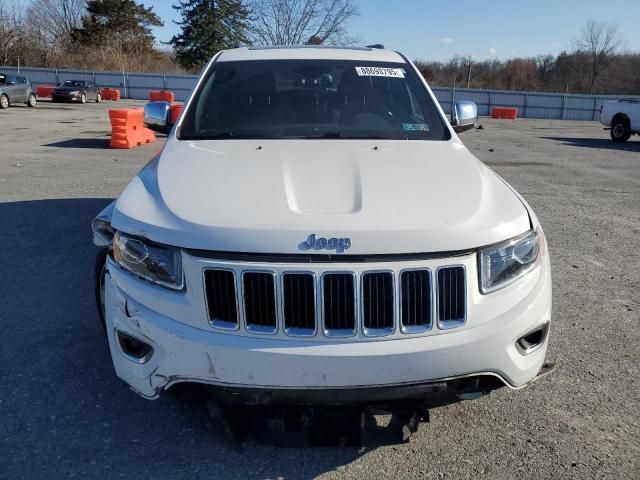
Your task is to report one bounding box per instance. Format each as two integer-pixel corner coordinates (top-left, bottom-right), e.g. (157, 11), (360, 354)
(611, 117), (631, 143)
(80, 93), (86, 104)
(94, 249), (108, 335)
(0, 94), (9, 109)
(96, 92), (102, 103)
(27, 93), (37, 107)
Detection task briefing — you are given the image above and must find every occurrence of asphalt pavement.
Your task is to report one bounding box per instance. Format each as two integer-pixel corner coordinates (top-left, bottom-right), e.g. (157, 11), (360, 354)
(0, 100), (638, 479)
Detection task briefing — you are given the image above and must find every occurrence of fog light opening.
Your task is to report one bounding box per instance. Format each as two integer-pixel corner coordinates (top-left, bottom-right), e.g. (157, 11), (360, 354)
(516, 322), (549, 355)
(116, 330), (153, 363)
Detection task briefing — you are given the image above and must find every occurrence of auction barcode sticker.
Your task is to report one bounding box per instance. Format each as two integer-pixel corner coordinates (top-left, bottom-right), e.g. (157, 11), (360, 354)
(355, 67), (405, 78)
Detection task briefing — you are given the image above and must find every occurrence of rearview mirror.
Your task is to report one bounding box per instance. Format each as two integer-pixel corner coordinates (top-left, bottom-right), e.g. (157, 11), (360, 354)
(144, 101), (172, 134)
(450, 101), (478, 133)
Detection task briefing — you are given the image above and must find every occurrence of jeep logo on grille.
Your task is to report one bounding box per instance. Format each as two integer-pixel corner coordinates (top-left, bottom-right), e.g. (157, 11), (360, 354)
(298, 234), (352, 254)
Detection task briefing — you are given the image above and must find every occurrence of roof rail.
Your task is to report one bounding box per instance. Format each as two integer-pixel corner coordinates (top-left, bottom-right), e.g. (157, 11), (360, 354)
(366, 44), (385, 49)
(248, 45), (371, 51)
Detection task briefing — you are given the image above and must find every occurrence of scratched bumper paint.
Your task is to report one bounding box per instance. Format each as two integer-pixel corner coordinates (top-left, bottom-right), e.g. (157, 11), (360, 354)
(103, 251), (551, 400)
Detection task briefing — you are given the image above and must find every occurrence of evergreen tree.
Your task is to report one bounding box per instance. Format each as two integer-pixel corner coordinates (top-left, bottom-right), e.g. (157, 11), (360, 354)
(75, 0), (162, 54)
(170, 0), (250, 71)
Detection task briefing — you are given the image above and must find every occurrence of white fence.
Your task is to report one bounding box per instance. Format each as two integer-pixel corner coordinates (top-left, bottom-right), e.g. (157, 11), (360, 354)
(430, 87), (636, 121)
(2, 65), (637, 121)
(1, 66), (196, 102)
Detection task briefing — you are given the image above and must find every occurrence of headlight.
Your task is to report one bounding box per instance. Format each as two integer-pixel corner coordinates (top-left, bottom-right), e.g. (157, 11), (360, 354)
(92, 218), (114, 247)
(70, 90), (79, 95)
(113, 231), (183, 290)
(479, 228), (544, 294)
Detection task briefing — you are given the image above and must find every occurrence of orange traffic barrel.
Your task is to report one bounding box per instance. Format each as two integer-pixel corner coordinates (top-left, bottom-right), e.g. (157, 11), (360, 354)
(36, 85), (55, 98)
(149, 90), (175, 103)
(108, 108), (156, 149)
(491, 107), (518, 119)
(170, 104), (183, 124)
(102, 88), (121, 101)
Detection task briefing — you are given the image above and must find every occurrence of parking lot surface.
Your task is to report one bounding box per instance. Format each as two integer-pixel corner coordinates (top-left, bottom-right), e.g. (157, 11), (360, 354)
(1, 101), (639, 479)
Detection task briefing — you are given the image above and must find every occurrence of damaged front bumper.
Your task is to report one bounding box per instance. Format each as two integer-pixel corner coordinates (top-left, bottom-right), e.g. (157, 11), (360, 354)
(103, 251), (552, 405)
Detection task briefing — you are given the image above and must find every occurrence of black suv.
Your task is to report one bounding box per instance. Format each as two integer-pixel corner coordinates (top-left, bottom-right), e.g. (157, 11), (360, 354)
(0, 73), (36, 109)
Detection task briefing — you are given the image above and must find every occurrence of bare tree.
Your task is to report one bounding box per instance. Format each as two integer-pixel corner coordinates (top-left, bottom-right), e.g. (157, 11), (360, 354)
(573, 21), (624, 94)
(248, 0), (358, 46)
(25, 0), (84, 66)
(535, 54), (555, 89)
(0, 1), (23, 65)
(28, 0), (84, 46)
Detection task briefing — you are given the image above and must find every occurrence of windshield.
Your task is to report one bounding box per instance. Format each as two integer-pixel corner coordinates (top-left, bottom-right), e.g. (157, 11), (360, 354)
(180, 60), (450, 140)
(60, 81), (84, 88)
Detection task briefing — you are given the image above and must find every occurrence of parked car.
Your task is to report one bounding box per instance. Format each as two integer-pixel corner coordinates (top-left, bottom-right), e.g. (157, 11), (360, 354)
(52, 80), (101, 103)
(0, 73), (37, 109)
(92, 46), (552, 414)
(599, 99), (640, 142)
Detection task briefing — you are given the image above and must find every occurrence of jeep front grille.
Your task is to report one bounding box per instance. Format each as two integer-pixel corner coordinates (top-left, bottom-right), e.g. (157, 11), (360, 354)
(202, 262), (467, 338)
(362, 272), (394, 335)
(282, 273), (316, 334)
(243, 272), (277, 333)
(203, 269), (238, 329)
(437, 266), (466, 328)
(322, 273), (356, 335)
(400, 269), (432, 332)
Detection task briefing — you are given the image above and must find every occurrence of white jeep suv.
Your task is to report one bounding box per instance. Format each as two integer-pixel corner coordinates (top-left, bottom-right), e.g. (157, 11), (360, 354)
(92, 46), (552, 408)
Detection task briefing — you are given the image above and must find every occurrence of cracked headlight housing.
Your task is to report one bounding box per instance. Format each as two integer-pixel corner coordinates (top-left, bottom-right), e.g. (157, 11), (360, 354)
(113, 231), (183, 290)
(479, 228), (544, 294)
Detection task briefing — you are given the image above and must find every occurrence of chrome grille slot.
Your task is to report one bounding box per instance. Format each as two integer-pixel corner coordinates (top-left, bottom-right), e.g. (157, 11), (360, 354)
(322, 273), (356, 336)
(243, 272), (277, 333)
(282, 273), (316, 335)
(400, 269), (431, 332)
(437, 266), (466, 328)
(362, 272), (394, 336)
(203, 269), (238, 329)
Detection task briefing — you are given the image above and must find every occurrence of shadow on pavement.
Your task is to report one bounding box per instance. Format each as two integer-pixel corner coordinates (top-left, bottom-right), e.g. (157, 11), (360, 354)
(0, 198), (361, 479)
(541, 136), (640, 152)
(43, 138), (110, 149)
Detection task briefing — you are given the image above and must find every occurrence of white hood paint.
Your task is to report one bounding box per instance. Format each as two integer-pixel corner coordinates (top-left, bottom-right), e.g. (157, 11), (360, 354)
(111, 138), (530, 254)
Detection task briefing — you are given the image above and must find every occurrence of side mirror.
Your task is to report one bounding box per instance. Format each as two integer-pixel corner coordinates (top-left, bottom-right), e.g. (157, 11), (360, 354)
(450, 101), (478, 133)
(144, 101), (172, 134)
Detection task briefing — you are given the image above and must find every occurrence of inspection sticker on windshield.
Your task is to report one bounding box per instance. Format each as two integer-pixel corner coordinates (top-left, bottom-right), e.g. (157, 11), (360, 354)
(355, 67), (405, 78)
(403, 123), (430, 131)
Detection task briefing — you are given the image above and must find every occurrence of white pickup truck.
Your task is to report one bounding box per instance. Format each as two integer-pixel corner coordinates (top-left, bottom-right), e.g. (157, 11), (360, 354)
(599, 99), (640, 142)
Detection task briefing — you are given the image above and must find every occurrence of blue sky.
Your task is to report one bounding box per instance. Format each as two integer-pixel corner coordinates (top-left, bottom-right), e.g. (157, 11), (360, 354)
(146, 0), (640, 61)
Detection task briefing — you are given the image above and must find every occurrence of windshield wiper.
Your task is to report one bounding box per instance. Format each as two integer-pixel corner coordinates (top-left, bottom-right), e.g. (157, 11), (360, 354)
(317, 132), (391, 139)
(196, 131), (271, 139)
(319, 131), (347, 138)
(208, 131), (241, 139)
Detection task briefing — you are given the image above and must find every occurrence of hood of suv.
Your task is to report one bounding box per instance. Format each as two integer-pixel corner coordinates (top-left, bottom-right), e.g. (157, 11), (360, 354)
(111, 139), (530, 254)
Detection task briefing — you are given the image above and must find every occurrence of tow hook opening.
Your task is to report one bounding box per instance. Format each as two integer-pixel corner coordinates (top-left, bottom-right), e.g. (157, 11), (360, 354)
(116, 330), (153, 363)
(516, 322), (549, 355)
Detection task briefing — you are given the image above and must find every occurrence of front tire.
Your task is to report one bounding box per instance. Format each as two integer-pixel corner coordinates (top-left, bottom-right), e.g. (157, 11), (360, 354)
(0, 94), (9, 109)
(27, 93), (37, 107)
(80, 93), (86, 104)
(94, 249), (108, 335)
(611, 118), (631, 143)
(96, 92), (101, 103)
